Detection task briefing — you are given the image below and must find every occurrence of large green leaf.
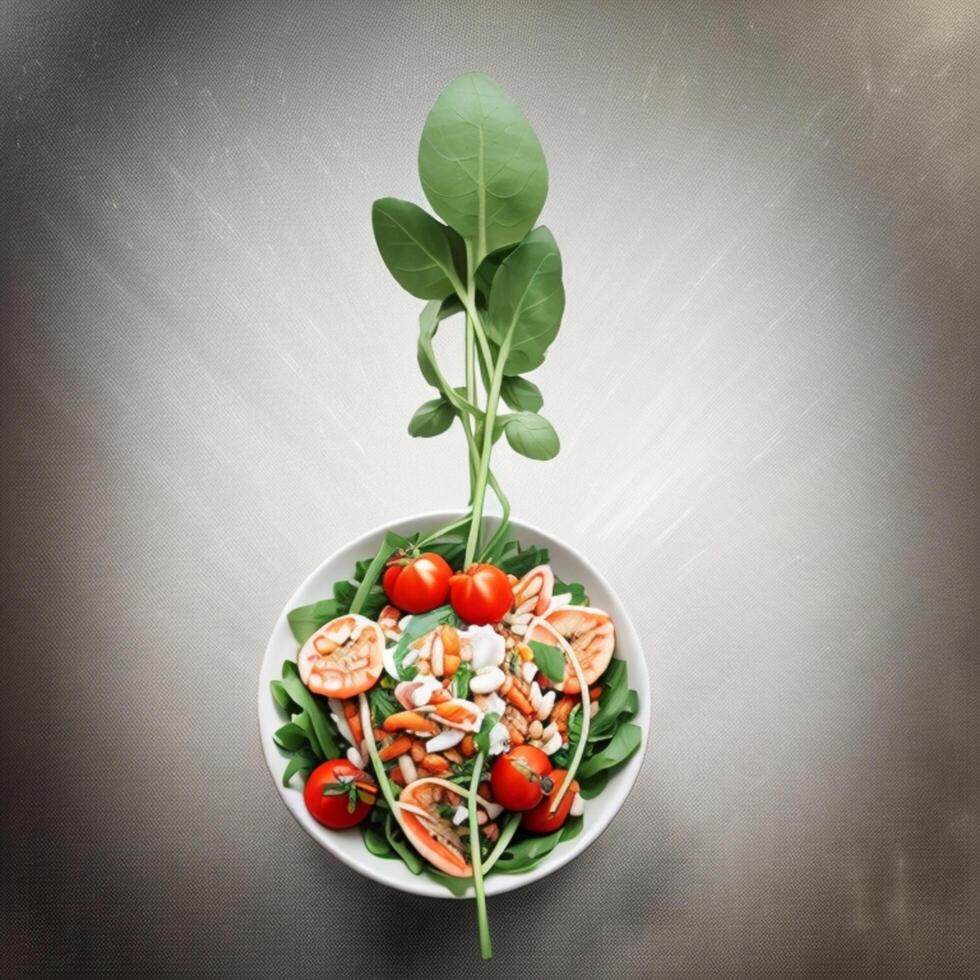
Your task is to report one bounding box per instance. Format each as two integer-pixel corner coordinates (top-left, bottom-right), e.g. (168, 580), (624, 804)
(502, 412), (560, 460)
(486, 227), (565, 376)
(418, 73), (548, 257)
(371, 197), (463, 299)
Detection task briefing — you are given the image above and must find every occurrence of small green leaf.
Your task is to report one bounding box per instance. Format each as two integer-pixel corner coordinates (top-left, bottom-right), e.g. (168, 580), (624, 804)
(270, 679), (296, 713)
(502, 412), (560, 461)
(576, 723), (642, 779)
(553, 576), (589, 606)
(426, 869), (473, 896)
(385, 812), (424, 875)
(486, 226), (564, 376)
(500, 376), (543, 412)
(371, 197), (463, 299)
(287, 599), (342, 644)
(452, 662), (474, 699)
(474, 712), (500, 756)
(281, 747), (318, 787)
(273, 722), (310, 752)
(528, 640), (566, 683)
(280, 661), (341, 760)
(408, 397), (455, 438)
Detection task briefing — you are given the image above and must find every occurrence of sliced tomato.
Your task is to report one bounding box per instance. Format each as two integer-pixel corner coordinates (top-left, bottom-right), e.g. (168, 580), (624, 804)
(526, 606), (615, 694)
(521, 770), (579, 833)
(298, 614), (384, 698)
(398, 781), (471, 877)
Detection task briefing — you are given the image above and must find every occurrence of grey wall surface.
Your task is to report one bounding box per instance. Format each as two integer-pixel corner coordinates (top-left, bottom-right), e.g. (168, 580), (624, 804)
(2, 1), (978, 977)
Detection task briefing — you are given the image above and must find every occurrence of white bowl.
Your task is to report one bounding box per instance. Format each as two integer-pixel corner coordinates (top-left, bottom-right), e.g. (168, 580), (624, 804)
(257, 511), (650, 898)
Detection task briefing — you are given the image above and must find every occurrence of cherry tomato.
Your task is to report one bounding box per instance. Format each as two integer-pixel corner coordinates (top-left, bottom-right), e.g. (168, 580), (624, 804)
(304, 759), (377, 829)
(448, 563), (512, 625)
(521, 769), (579, 833)
(490, 745), (554, 811)
(383, 552), (452, 614)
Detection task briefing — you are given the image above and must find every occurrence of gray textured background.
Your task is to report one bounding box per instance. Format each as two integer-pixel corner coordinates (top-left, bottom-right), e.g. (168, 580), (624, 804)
(2, 1), (978, 977)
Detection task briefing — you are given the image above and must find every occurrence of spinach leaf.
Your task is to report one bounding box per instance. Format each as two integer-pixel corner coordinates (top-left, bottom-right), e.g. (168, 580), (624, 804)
(408, 397), (456, 438)
(273, 721), (312, 753)
(590, 659), (629, 736)
(287, 598), (342, 645)
(486, 227), (565, 376)
(577, 769), (609, 799)
(362, 822), (396, 859)
(389, 604), (459, 681)
(270, 678), (297, 714)
(501, 412), (560, 461)
(426, 870), (473, 897)
(452, 662), (475, 699)
(418, 72), (547, 256)
(474, 712), (500, 756)
(500, 375), (543, 412)
(371, 197), (463, 299)
(576, 723), (642, 779)
(529, 640), (566, 683)
(281, 747), (318, 787)
(369, 683), (401, 725)
(385, 812), (424, 875)
(491, 817), (583, 872)
(552, 576), (589, 606)
(280, 661), (340, 760)
(495, 542), (550, 578)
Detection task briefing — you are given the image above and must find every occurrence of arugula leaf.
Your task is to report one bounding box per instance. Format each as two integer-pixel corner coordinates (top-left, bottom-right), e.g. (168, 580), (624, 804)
(418, 72), (547, 256)
(287, 598), (342, 644)
(371, 197), (463, 299)
(576, 723), (642, 779)
(408, 397), (456, 437)
(529, 640), (566, 683)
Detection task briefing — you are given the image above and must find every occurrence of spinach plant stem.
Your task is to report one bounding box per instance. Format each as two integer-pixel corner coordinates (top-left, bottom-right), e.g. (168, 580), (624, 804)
(464, 334), (510, 567)
(468, 751), (492, 959)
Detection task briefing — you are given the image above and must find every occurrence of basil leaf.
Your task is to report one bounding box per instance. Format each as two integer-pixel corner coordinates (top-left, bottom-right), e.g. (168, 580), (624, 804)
(418, 72), (547, 256)
(528, 640), (566, 683)
(408, 397), (456, 438)
(500, 375), (543, 412)
(280, 661), (340, 759)
(576, 723), (642, 779)
(501, 412), (560, 461)
(371, 197), (463, 299)
(286, 598), (342, 644)
(486, 226), (564, 376)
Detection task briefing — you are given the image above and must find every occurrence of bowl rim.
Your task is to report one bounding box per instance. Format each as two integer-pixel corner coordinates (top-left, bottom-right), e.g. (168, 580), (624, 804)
(257, 509), (650, 898)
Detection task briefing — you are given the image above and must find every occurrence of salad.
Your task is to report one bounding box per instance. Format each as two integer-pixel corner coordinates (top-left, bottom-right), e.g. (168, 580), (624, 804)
(268, 73), (642, 958)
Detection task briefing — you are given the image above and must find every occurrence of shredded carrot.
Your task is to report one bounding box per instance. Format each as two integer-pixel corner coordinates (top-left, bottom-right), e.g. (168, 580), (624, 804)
(343, 699), (363, 744)
(460, 734), (476, 758)
(378, 735), (412, 762)
(505, 685), (533, 716)
(383, 711), (438, 735)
